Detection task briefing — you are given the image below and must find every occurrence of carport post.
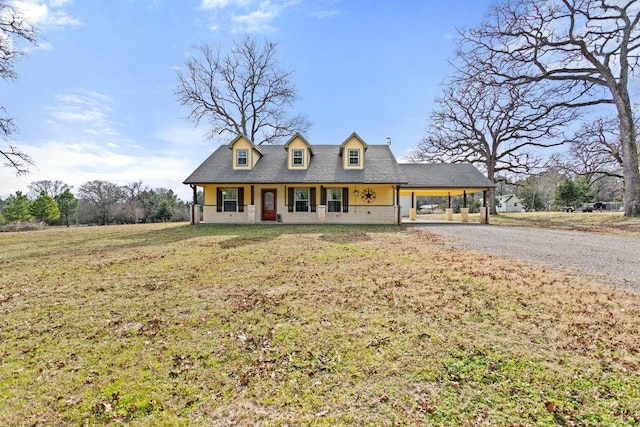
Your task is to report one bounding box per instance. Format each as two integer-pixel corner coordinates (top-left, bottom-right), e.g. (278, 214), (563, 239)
(481, 190), (489, 224)
(396, 185), (401, 224)
(463, 191), (467, 208)
(190, 184), (197, 225)
(448, 193), (451, 208)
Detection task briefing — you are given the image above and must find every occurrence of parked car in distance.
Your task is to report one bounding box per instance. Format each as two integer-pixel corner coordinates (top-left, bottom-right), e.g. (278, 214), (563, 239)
(562, 206), (575, 212)
(581, 204), (594, 212)
(593, 202), (607, 210)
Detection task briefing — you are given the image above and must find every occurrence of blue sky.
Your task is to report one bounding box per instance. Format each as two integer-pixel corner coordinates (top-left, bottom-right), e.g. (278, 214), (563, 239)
(1, 0), (495, 201)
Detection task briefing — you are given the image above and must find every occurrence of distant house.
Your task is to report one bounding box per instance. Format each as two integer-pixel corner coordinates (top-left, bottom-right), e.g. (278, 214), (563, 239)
(184, 132), (495, 224)
(496, 195), (523, 213)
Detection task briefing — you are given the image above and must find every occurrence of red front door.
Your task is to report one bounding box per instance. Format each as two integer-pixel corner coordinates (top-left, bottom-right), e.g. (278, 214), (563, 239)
(262, 189), (276, 221)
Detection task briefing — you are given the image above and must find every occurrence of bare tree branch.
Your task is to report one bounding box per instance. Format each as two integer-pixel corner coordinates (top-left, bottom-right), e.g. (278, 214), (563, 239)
(456, 0), (640, 216)
(556, 112), (640, 182)
(175, 36), (311, 145)
(409, 74), (578, 213)
(0, 0), (38, 175)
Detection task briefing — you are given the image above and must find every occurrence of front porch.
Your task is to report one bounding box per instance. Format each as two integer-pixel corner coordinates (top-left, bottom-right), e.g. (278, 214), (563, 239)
(194, 203), (400, 224)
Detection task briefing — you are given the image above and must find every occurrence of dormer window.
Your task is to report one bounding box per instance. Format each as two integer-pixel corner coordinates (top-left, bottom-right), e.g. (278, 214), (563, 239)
(292, 149), (304, 166)
(284, 133), (313, 170)
(348, 149), (360, 166)
(236, 149), (248, 166)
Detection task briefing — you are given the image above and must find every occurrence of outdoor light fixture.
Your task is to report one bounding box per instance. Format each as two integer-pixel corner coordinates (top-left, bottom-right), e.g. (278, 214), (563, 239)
(353, 190), (359, 197)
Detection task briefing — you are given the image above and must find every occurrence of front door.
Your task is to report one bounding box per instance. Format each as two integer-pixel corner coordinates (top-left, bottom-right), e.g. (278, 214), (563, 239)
(262, 189), (276, 221)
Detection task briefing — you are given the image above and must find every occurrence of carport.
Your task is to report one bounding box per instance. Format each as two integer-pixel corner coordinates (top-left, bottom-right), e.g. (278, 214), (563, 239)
(398, 164), (496, 223)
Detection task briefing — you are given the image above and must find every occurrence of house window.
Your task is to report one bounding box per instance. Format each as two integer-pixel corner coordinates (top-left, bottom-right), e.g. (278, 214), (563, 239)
(327, 188), (342, 212)
(295, 188), (309, 212)
(236, 149), (248, 166)
(292, 149), (304, 166)
(222, 188), (237, 212)
(348, 149), (360, 166)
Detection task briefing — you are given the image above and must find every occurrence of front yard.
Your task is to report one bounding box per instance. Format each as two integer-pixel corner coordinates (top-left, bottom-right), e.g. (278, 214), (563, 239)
(1, 223), (638, 425)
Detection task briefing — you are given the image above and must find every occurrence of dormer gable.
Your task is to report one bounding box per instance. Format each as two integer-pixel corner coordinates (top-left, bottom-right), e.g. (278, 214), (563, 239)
(339, 132), (368, 170)
(284, 133), (314, 169)
(228, 134), (264, 170)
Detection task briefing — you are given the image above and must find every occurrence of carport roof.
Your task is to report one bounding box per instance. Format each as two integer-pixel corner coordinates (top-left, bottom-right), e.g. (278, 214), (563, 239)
(398, 163), (495, 196)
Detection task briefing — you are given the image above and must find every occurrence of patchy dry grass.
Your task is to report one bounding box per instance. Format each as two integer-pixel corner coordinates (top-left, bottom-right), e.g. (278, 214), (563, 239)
(1, 223), (639, 426)
(490, 211), (640, 237)
(416, 210), (640, 236)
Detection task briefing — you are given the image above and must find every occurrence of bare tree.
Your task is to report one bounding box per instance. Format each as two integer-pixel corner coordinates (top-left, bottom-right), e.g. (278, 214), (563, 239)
(456, 0), (640, 216)
(28, 180), (72, 199)
(1, 1), (37, 174)
(121, 180), (146, 223)
(78, 180), (124, 225)
(176, 36), (311, 145)
(409, 75), (577, 213)
(559, 114), (640, 180)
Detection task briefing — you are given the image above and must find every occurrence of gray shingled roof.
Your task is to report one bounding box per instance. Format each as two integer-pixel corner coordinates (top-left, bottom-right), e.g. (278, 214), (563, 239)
(398, 163), (495, 188)
(183, 144), (407, 185)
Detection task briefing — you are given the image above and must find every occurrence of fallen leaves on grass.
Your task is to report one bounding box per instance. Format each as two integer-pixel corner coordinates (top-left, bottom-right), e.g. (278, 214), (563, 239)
(0, 223), (639, 426)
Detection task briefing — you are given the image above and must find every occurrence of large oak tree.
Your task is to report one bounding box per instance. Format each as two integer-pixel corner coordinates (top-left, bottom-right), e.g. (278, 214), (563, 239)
(410, 75), (577, 214)
(78, 180), (124, 225)
(176, 36), (310, 145)
(456, 0), (640, 216)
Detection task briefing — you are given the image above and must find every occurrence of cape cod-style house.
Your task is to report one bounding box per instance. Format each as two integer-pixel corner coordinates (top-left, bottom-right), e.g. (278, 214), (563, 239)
(183, 132), (494, 224)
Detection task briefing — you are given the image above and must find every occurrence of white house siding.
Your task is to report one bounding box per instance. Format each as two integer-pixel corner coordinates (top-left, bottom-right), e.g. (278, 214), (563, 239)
(496, 195), (523, 213)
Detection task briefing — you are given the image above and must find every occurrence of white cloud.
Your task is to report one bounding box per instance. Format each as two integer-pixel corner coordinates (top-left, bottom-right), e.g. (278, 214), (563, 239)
(200, 0), (251, 9)
(47, 91), (121, 139)
(154, 125), (204, 146)
(0, 114), (210, 201)
(11, 0), (81, 27)
(0, 139), (195, 201)
(49, 0), (71, 7)
(201, 0), (231, 8)
(199, 0), (300, 33)
(232, 5), (279, 33)
(311, 9), (338, 19)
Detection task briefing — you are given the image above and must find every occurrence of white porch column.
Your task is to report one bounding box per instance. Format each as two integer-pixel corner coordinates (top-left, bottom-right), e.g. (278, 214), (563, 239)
(191, 204), (200, 224)
(247, 205), (256, 224)
(317, 205), (326, 223)
(460, 207), (469, 223)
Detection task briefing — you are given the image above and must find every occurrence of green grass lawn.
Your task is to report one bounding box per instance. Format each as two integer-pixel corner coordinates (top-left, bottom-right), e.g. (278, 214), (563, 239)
(1, 223), (639, 425)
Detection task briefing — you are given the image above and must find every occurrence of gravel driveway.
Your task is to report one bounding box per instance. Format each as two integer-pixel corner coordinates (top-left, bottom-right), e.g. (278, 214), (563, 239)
(418, 223), (640, 292)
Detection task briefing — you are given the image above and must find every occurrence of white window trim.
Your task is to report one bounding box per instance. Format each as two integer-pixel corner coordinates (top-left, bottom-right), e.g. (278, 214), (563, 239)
(348, 149), (360, 166)
(295, 188), (310, 212)
(292, 149), (304, 166)
(222, 188), (237, 212)
(236, 149), (248, 166)
(327, 188), (342, 213)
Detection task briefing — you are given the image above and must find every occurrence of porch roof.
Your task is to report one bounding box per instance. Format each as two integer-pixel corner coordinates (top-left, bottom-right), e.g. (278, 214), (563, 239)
(398, 163), (495, 196)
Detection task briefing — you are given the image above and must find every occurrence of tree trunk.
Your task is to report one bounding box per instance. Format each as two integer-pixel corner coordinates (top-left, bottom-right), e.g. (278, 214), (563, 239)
(486, 162), (497, 215)
(615, 95), (640, 217)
